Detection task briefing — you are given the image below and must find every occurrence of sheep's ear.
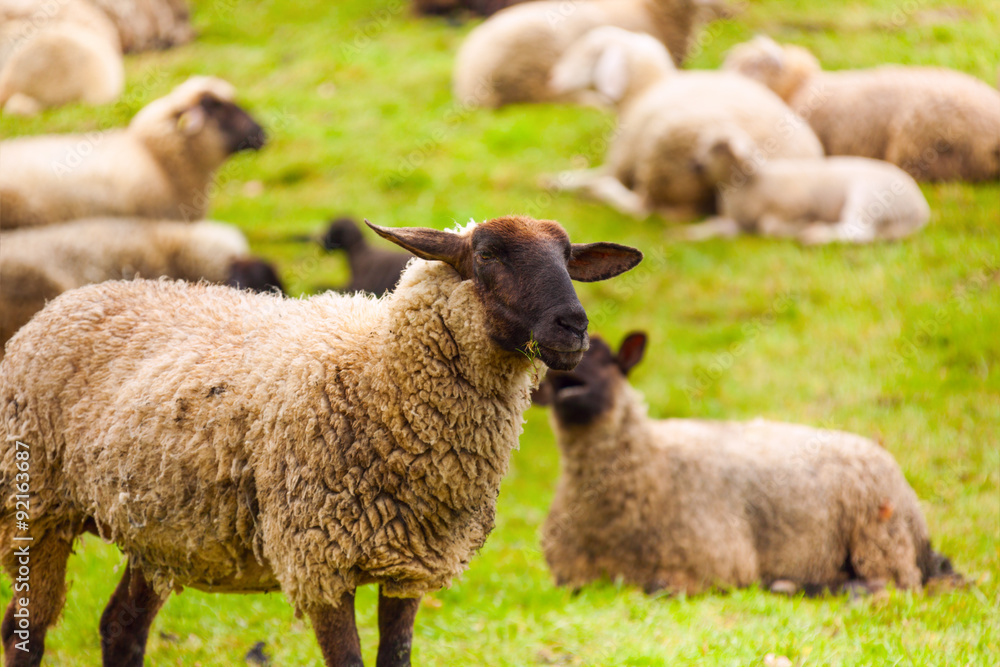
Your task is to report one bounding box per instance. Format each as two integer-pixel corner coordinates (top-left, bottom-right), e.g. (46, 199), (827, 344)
(366, 220), (469, 273)
(594, 44), (629, 102)
(616, 332), (647, 375)
(567, 242), (643, 282)
(176, 106), (206, 135)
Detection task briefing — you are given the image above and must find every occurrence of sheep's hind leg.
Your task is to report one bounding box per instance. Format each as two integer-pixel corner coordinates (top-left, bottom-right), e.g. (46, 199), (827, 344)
(2, 533), (74, 667)
(309, 591), (364, 667)
(99, 561), (168, 667)
(376, 588), (420, 667)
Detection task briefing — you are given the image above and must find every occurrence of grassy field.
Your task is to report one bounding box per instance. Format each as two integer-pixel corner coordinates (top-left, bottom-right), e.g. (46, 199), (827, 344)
(2, 0), (999, 664)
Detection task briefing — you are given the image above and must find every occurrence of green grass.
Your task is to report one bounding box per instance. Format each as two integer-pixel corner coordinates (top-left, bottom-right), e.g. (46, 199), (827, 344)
(2, 0), (999, 664)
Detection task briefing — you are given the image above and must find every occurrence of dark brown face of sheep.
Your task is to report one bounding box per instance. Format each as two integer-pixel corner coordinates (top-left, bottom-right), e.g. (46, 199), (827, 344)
(534, 332), (647, 425)
(197, 93), (267, 154)
(226, 258), (285, 294)
(368, 216), (643, 371)
(321, 217), (366, 252)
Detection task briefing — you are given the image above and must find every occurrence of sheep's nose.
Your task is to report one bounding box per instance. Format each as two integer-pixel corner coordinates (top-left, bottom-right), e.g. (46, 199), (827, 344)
(556, 309), (589, 339)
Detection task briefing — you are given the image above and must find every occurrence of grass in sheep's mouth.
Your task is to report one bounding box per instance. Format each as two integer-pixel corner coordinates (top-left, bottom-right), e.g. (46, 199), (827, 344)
(3, 0), (996, 665)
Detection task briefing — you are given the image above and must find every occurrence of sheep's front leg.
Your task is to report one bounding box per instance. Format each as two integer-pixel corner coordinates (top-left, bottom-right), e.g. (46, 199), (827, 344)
(309, 591), (363, 667)
(542, 168), (650, 218)
(376, 589), (420, 667)
(100, 561), (168, 667)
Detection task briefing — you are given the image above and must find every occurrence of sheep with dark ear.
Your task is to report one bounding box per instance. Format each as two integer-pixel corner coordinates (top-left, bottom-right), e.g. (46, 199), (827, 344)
(538, 331), (956, 596)
(0, 215), (641, 666)
(0, 76), (266, 229)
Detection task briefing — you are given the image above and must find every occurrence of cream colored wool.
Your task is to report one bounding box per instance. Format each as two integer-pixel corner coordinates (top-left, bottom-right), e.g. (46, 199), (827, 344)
(547, 28), (823, 217)
(0, 76), (249, 229)
(723, 37), (1000, 182)
(544, 383), (933, 593)
(89, 0), (194, 53)
(0, 259), (535, 611)
(453, 0), (709, 107)
(0, 0), (124, 115)
(0, 218), (251, 348)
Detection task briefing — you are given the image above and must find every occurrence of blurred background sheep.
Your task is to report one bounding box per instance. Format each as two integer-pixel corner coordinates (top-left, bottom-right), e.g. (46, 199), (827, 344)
(723, 36), (1000, 182)
(0, 0), (124, 115)
(0, 76), (265, 229)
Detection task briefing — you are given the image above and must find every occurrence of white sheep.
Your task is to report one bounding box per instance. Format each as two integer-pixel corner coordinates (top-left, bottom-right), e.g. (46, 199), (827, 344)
(536, 332), (957, 595)
(453, 0), (715, 107)
(0, 217), (284, 351)
(722, 36), (1000, 182)
(0, 76), (266, 229)
(545, 27), (823, 219)
(0, 0), (123, 115)
(0, 216), (642, 666)
(681, 125), (931, 244)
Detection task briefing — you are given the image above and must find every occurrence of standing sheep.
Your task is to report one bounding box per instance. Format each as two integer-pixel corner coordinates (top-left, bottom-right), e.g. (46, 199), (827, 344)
(682, 125), (931, 244)
(0, 218), (284, 351)
(319, 217), (414, 295)
(722, 36), (1000, 182)
(0, 76), (266, 229)
(536, 332), (957, 595)
(453, 0), (713, 107)
(0, 216), (642, 667)
(545, 27), (823, 219)
(0, 0), (124, 115)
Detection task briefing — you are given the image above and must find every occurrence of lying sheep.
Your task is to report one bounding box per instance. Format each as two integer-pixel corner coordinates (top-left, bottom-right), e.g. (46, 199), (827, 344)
(681, 125), (931, 244)
(723, 36), (1000, 182)
(319, 217), (413, 295)
(0, 216), (642, 666)
(90, 0), (194, 52)
(0, 0), (123, 115)
(0, 76), (266, 229)
(536, 332), (957, 596)
(545, 27), (823, 219)
(453, 0), (713, 107)
(0, 217), (283, 351)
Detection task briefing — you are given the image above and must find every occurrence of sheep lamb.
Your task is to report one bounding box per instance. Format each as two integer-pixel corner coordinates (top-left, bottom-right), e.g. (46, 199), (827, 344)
(0, 0), (123, 115)
(0, 217), (284, 352)
(453, 0), (715, 107)
(0, 216), (642, 666)
(682, 125), (931, 244)
(536, 332), (957, 596)
(318, 216), (414, 296)
(0, 76), (266, 230)
(545, 27), (823, 219)
(722, 36), (1000, 182)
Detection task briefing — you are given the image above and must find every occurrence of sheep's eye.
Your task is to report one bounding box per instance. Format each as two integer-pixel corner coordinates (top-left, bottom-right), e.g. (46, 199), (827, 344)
(478, 250), (496, 262)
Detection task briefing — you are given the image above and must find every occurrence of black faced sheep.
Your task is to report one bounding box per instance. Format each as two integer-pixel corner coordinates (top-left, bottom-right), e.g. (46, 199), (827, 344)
(0, 216), (642, 666)
(0, 76), (266, 229)
(0, 218), (284, 352)
(319, 217), (413, 296)
(536, 332), (956, 596)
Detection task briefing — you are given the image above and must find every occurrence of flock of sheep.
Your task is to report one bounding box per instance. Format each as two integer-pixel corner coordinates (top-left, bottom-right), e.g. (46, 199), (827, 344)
(0, 0), (991, 665)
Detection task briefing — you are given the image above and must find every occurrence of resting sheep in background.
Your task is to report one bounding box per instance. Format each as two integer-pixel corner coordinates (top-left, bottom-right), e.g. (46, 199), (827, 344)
(319, 217), (414, 296)
(535, 332), (957, 596)
(0, 216), (642, 667)
(0, 76), (266, 229)
(544, 27), (823, 219)
(0, 218), (283, 351)
(453, 0), (716, 107)
(723, 36), (1000, 182)
(0, 0), (124, 115)
(90, 0), (194, 53)
(682, 125), (931, 244)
